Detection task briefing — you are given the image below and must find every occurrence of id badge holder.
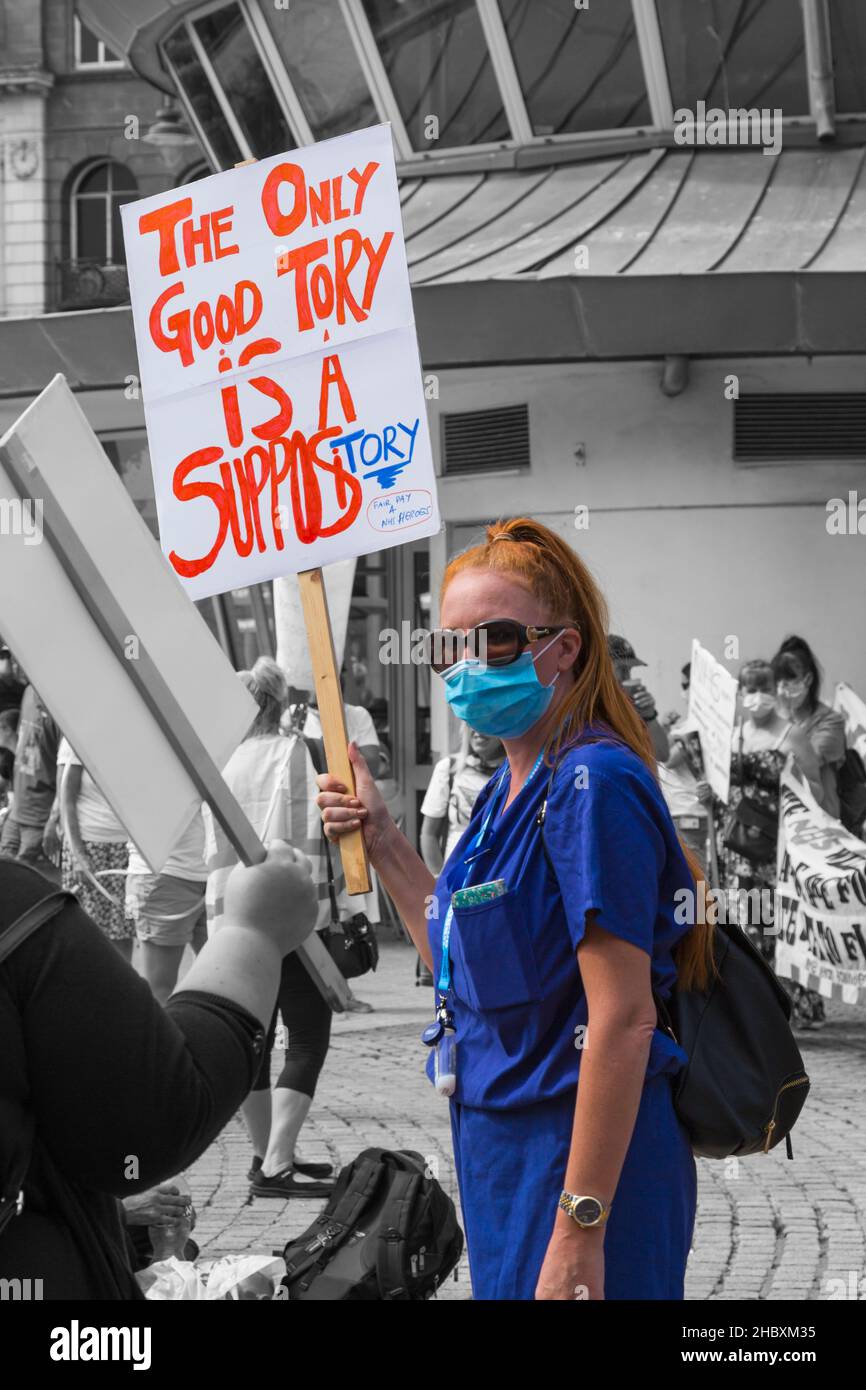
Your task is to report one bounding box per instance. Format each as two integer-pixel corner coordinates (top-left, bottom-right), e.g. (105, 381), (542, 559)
(421, 1005), (457, 1097)
(433, 1027), (457, 1097)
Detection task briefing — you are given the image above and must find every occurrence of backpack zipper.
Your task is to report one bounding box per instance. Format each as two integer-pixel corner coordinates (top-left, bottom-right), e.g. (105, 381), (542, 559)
(305, 1221), (341, 1253)
(763, 1077), (809, 1153)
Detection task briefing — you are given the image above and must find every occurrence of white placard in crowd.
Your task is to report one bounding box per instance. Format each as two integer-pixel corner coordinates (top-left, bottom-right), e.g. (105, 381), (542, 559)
(0, 376), (257, 871)
(687, 640), (739, 803)
(121, 124), (439, 601)
(775, 764), (866, 1004)
(274, 558), (356, 692)
(834, 681), (866, 763)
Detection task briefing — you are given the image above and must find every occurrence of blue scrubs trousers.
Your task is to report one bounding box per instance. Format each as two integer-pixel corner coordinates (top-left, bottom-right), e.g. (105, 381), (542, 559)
(450, 1073), (697, 1300)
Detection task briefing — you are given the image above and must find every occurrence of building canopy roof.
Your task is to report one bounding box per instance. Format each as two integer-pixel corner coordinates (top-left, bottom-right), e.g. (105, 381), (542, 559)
(4, 144), (866, 398)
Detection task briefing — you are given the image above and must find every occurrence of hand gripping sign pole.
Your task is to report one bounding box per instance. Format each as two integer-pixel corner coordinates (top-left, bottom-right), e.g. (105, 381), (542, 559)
(0, 380), (350, 1010)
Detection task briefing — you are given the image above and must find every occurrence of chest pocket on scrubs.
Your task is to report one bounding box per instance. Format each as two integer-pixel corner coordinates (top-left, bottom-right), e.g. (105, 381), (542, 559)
(449, 889), (542, 1011)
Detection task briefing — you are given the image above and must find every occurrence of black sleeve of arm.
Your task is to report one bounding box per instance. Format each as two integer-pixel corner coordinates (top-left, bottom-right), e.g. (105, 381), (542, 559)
(10, 901), (265, 1196)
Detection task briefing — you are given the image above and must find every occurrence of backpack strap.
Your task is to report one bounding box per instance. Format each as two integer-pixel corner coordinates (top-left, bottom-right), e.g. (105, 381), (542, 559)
(0, 889), (73, 1241)
(0, 889), (70, 966)
(375, 1168), (421, 1300)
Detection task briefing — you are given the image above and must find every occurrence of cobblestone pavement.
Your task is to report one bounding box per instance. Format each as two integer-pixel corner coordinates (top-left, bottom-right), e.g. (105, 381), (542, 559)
(184, 938), (866, 1301)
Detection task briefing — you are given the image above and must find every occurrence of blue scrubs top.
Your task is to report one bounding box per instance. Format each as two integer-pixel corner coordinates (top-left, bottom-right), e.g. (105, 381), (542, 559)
(426, 735), (692, 1109)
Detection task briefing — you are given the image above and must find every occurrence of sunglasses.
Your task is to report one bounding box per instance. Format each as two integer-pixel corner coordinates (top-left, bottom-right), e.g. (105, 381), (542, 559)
(425, 619), (570, 676)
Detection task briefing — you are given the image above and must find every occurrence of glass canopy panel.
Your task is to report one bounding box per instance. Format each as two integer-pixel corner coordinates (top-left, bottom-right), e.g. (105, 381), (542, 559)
(192, 3), (294, 158)
(259, 0), (378, 141)
(828, 0), (866, 112)
(499, 0), (650, 134)
(162, 24), (242, 168)
(657, 0), (808, 115)
(360, 0), (509, 150)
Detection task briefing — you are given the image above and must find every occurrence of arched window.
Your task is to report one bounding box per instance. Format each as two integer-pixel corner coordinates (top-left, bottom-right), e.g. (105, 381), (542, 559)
(70, 161), (138, 266)
(176, 160), (211, 187)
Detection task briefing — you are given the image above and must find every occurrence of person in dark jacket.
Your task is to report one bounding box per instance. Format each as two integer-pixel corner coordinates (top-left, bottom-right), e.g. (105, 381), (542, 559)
(0, 840), (317, 1299)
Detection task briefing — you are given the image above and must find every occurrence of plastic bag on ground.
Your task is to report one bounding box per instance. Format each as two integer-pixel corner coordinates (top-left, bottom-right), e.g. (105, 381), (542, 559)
(136, 1256), (205, 1300)
(205, 1254), (286, 1300)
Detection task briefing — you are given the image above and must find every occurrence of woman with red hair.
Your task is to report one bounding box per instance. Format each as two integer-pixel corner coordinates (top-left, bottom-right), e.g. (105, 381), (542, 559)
(316, 519), (711, 1300)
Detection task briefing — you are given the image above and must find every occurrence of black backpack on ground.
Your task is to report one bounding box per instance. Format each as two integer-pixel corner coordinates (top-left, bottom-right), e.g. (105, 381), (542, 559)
(536, 756), (810, 1162)
(279, 1148), (463, 1300)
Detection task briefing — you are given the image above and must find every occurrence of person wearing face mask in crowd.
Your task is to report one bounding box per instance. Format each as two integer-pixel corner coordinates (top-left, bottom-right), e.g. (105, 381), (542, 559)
(316, 519), (710, 1301)
(769, 637), (846, 1028)
(695, 661), (791, 966)
(772, 636), (847, 821)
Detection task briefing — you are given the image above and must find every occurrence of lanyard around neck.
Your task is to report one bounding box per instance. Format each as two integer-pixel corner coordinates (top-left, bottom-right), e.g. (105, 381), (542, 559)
(436, 751), (544, 1000)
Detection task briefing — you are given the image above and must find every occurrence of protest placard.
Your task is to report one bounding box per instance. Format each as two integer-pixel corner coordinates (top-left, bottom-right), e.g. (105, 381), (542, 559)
(775, 764), (866, 1004)
(0, 376), (256, 871)
(687, 640), (739, 803)
(0, 375), (349, 1009)
(121, 124), (439, 602)
(122, 125), (440, 893)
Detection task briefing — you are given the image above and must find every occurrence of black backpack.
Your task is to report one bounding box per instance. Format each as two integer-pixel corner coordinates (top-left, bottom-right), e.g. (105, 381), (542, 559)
(280, 1149), (463, 1300)
(837, 746), (866, 834)
(536, 757), (810, 1162)
(653, 920), (809, 1160)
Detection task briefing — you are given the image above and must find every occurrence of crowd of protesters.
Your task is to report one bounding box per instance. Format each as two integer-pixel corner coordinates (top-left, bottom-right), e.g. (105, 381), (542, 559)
(657, 634), (854, 1029)
(0, 611), (862, 1299)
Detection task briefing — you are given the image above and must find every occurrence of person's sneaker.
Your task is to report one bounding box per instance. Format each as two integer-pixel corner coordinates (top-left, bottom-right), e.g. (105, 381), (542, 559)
(246, 1155), (264, 1183)
(250, 1166), (334, 1199)
(344, 995), (375, 1014)
(292, 1159), (334, 1179)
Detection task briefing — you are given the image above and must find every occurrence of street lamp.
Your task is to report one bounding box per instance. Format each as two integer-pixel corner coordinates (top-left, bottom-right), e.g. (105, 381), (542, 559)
(143, 99), (197, 169)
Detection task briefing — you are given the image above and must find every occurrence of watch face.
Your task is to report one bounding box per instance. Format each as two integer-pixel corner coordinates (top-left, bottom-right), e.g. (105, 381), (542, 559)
(574, 1197), (602, 1226)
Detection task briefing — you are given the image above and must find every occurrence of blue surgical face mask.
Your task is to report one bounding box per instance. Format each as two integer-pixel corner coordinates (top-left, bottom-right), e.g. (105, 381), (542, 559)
(441, 634), (561, 739)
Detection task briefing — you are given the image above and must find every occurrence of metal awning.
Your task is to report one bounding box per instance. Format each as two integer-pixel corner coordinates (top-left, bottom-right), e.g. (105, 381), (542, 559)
(3, 148), (866, 397)
(403, 146), (866, 281)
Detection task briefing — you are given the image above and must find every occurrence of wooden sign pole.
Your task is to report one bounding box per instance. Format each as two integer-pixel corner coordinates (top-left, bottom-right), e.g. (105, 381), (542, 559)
(298, 568), (371, 894)
(0, 431), (350, 1011)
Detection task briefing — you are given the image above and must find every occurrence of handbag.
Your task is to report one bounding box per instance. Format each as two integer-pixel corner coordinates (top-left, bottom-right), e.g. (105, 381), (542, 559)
(303, 735), (378, 981)
(722, 723), (780, 865)
(317, 835), (378, 980)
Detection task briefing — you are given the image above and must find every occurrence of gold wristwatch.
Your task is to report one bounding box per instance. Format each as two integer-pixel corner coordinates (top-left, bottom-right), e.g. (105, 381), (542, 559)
(558, 1191), (611, 1228)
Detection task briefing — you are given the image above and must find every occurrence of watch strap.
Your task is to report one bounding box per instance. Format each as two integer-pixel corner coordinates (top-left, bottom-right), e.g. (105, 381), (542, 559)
(558, 1190), (611, 1227)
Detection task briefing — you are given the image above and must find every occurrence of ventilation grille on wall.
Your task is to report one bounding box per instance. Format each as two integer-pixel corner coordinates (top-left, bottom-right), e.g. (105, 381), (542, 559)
(734, 393), (866, 461)
(441, 404), (530, 476)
